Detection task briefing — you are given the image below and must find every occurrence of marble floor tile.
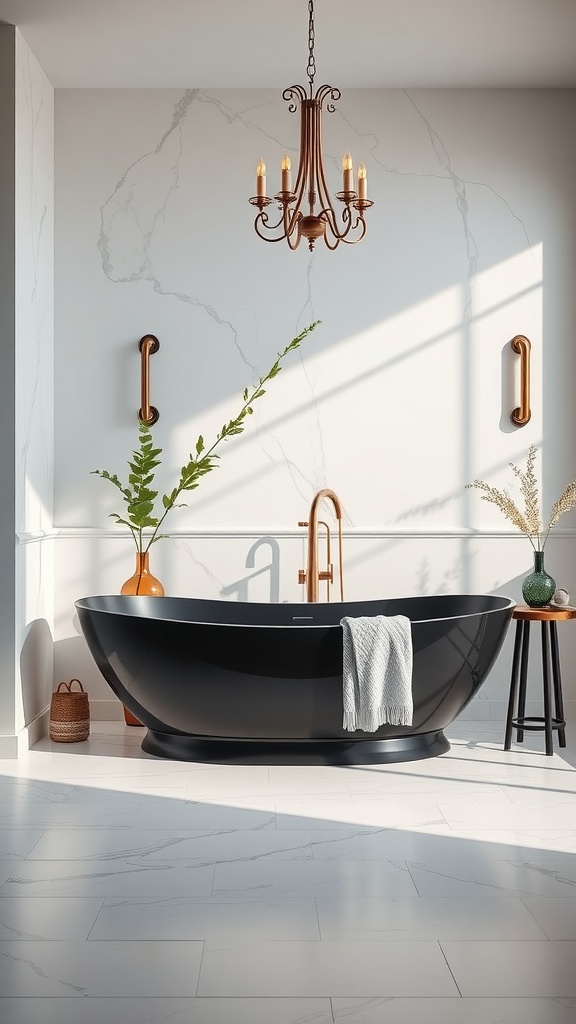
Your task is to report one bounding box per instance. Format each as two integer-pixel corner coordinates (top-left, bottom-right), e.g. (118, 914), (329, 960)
(268, 766), (356, 793)
(0, 719), (574, 1018)
(0, 831), (44, 860)
(197, 939), (459, 997)
(0, 859), (215, 898)
(0, 897), (103, 939)
(441, 939), (576, 996)
(275, 811), (390, 831)
(407, 856), (576, 898)
(344, 755), (533, 784)
(275, 794), (445, 831)
(0, 803), (137, 828)
(345, 774), (498, 795)
(499, 778), (576, 802)
(273, 793), (355, 817)
(169, 765), (271, 789)
(0, 997), (334, 1024)
(25, 827), (314, 863)
(59, 779), (196, 797)
(308, 828), (446, 861)
(0, 939), (203, 996)
(0, 862), (18, 886)
(521, 896), (576, 938)
(308, 826), (576, 860)
(212, 859), (418, 898)
(88, 759), (245, 778)
(60, 787), (190, 806)
(316, 895), (547, 940)
(130, 801), (276, 831)
(408, 825), (576, 854)
(81, 767), (271, 793)
(90, 895), (320, 940)
(0, 779), (79, 803)
(438, 793), (576, 830)
(332, 996), (576, 1024)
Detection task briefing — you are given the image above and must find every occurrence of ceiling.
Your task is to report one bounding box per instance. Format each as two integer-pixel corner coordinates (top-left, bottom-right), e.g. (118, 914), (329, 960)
(0, 0), (575, 90)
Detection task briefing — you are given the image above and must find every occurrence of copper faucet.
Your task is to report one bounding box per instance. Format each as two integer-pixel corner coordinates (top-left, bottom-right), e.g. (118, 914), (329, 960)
(298, 488), (344, 602)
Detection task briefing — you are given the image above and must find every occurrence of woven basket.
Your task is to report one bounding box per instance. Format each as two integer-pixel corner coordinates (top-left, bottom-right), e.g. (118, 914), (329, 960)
(49, 679), (90, 742)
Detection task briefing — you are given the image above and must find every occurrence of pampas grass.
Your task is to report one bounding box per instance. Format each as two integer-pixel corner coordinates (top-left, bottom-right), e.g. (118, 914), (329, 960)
(466, 445), (576, 551)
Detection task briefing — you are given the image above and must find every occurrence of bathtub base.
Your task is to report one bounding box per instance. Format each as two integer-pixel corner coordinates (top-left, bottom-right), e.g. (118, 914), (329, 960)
(141, 728), (450, 765)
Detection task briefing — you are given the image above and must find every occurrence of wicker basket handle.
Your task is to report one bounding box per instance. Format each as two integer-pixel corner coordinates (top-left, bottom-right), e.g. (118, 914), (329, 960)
(56, 679), (86, 694)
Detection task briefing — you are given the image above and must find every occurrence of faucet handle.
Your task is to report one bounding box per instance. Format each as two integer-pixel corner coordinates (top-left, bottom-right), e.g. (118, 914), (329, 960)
(298, 569), (307, 584)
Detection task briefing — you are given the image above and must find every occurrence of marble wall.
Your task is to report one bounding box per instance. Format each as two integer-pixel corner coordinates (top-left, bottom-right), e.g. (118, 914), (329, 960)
(51, 86), (576, 720)
(0, 27), (54, 755)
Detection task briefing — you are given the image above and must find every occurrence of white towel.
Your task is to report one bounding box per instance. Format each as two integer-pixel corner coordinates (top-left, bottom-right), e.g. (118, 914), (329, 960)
(340, 615), (413, 732)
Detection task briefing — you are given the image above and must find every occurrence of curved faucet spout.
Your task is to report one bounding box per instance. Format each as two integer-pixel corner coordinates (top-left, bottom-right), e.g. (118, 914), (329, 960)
(298, 488), (345, 602)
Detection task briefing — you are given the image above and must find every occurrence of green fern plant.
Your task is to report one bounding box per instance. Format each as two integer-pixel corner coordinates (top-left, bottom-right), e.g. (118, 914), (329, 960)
(92, 322), (320, 554)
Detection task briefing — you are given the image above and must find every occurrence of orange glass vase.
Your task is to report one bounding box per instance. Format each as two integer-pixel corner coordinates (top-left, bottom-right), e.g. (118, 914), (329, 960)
(121, 552), (165, 597)
(120, 552), (164, 724)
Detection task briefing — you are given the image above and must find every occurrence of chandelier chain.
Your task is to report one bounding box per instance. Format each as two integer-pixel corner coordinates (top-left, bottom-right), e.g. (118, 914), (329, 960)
(307, 0), (316, 87)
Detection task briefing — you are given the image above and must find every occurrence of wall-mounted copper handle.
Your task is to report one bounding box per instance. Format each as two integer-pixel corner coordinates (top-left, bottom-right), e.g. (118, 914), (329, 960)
(138, 334), (160, 425)
(510, 334), (531, 427)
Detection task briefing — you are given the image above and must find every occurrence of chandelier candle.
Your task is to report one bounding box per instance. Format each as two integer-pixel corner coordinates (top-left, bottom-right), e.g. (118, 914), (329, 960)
(342, 152), (353, 193)
(281, 155), (292, 193)
(256, 159), (266, 198)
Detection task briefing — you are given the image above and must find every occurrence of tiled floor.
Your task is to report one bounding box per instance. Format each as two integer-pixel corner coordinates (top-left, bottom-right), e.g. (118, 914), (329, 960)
(1, 720), (576, 1022)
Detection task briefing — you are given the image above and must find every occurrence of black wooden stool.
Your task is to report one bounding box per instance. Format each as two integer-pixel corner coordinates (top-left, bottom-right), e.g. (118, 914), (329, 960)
(504, 605), (575, 755)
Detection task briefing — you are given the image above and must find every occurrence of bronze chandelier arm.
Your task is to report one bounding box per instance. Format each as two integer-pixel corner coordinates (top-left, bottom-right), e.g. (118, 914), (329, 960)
(285, 211), (304, 250)
(253, 208), (291, 242)
(322, 204), (369, 247)
(283, 84), (308, 110)
(315, 84), (341, 111)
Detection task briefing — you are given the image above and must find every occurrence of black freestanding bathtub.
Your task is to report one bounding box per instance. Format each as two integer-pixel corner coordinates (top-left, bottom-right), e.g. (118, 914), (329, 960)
(75, 593), (515, 764)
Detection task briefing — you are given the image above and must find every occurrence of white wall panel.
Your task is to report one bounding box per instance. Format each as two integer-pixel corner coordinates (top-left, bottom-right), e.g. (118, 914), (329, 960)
(52, 87), (576, 720)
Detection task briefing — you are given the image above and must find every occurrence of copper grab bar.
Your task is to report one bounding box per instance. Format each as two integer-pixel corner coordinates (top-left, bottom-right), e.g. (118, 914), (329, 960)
(138, 334), (160, 425)
(510, 334), (531, 427)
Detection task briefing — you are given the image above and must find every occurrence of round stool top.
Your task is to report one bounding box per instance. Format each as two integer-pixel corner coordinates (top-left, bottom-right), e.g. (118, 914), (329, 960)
(513, 604), (576, 621)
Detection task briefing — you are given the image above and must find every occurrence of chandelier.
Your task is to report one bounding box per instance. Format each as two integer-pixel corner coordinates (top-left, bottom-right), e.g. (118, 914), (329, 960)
(249, 0), (373, 252)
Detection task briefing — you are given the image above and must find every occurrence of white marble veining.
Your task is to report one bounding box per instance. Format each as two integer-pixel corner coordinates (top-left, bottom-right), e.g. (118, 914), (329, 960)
(1, 858), (216, 898)
(0, 721), (575, 1020)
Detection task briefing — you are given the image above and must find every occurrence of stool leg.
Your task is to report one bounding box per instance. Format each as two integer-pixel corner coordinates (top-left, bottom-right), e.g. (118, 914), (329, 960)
(550, 621), (567, 747)
(505, 620), (523, 750)
(516, 620), (530, 743)
(541, 621), (554, 755)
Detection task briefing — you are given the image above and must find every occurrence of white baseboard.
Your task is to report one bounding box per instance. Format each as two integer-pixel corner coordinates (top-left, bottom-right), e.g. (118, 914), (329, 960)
(0, 708), (50, 758)
(462, 699), (576, 723)
(88, 699), (125, 721)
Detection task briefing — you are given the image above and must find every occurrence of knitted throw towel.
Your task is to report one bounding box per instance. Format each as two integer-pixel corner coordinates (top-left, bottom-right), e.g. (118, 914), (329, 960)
(340, 614), (413, 732)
